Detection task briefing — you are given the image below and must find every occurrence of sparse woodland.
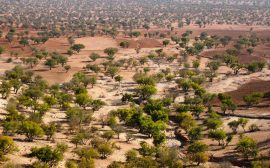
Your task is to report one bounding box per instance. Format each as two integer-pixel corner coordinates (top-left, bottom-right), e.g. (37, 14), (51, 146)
(0, 0), (270, 168)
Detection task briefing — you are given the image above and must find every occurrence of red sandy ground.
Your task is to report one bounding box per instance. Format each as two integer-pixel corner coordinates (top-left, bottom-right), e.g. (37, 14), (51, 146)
(116, 38), (162, 48)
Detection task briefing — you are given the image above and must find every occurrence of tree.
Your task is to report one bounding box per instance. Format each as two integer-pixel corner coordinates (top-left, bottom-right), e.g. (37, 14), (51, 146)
(120, 41), (130, 48)
(0, 136), (17, 160)
(0, 46), (5, 56)
(0, 80), (12, 99)
(64, 65), (71, 72)
(71, 44), (85, 53)
(86, 64), (101, 74)
(5, 32), (14, 43)
(247, 48), (254, 55)
(66, 107), (93, 130)
(19, 38), (29, 47)
(188, 126), (203, 141)
(228, 120), (240, 134)
(157, 147), (183, 168)
(25, 57), (39, 68)
(125, 149), (138, 162)
(205, 117), (222, 130)
(91, 99), (105, 111)
(208, 129), (227, 146)
(238, 118), (249, 132)
(106, 66), (119, 79)
(98, 143), (113, 159)
(192, 60), (200, 70)
(75, 147), (99, 160)
(136, 85), (157, 101)
(237, 136), (258, 160)
(104, 48), (118, 57)
(30, 144), (67, 167)
(102, 131), (115, 141)
(178, 112), (196, 133)
(58, 55), (68, 67)
(187, 141), (209, 166)
(88, 76), (97, 88)
(42, 123), (56, 140)
(20, 121), (44, 141)
(89, 53), (100, 62)
(45, 58), (57, 70)
(162, 40), (170, 47)
(243, 92), (263, 108)
(75, 93), (91, 109)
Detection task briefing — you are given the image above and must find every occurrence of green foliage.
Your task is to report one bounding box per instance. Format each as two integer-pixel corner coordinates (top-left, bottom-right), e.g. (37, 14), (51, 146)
(188, 127), (203, 141)
(0, 136), (17, 160)
(237, 136), (258, 160)
(243, 92), (263, 107)
(104, 48), (118, 57)
(106, 66), (120, 79)
(119, 41), (130, 48)
(187, 141), (209, 166)
(19, 121), (44, 141)
(70, 44), (85, 53)
(76, 147), (99, 159)
(30, 144), (67, 166)
(97, 143), (113, 159)
(208, 129), (227, 146)
(89, 53), (100, 62)
(136, 85), (157, 101)
(178, 112), (196, 133)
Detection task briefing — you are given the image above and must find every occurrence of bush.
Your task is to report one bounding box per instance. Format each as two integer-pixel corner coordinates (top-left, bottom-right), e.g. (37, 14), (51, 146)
(0, 136), (17, 160)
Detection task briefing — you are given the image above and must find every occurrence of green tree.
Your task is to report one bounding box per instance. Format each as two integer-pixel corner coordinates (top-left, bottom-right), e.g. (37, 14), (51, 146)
(98, 143), (113, 159)
(237, 136), (258, 160)
(188, 126), (203, 141)
(243, 92), (263, 108)
(187, 141), (208, 166)
(120, 41), (130, 48)
(178, 112), (196, 133)
(64, 65), (71, 73)
(70, 44), (85, 53)
(0, 136), (17, 160)
(30, 144), (67, 167)
(75, 93), (91, 109)
(238, 118), (249, 132)
(104, 48), (118, 57)
(162, 40), (170, 47)
(101, 131), (115, 141)
(89, 53), (100, 62)
(136, 85), (157, 101)
(208, 129), (227, 146)
(45, 58), (57, 70)
(228, 120), (240, 134)
(19, 38), (29, 47)
(20, 121), (44, 141)
(0, 46), (5, 55)
(106, 66), (120, 79)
